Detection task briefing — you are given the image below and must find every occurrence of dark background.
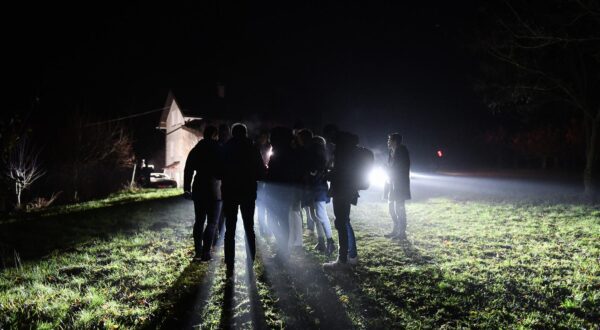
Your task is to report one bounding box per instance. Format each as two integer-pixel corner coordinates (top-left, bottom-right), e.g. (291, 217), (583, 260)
(8, 1), (517, 170)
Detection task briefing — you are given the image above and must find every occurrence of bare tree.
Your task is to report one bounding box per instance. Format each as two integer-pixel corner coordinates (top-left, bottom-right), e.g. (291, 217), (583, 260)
(55, 113), (135, 201)
(6, 138), (45, 208)
(478, 0), (600, 195)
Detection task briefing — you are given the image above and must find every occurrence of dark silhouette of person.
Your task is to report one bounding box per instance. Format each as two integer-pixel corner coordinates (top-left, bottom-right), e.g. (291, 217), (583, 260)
(266, 126), (300, 260)
(213, 123), (232, 246)
(324, 131), (360, 270)
(384, 133), (411, 239)
(221, 123), (266, 276)
(183, 125), (223, 261)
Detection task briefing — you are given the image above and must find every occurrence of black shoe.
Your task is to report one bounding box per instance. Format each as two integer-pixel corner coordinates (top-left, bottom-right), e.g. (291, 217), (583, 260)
(314, 239), (325, 252)
(394, 232), (407, 240)
(200, 254), (212, 262)
(192, 253), (203, 262)
(326, 238), (335, 256)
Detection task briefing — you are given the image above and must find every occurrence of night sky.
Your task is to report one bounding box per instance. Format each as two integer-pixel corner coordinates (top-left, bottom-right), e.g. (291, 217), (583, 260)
(9, 1), (490, 168)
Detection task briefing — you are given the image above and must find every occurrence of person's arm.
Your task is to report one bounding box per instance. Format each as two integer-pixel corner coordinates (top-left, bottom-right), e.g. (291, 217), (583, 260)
(183, 148), (196, 195)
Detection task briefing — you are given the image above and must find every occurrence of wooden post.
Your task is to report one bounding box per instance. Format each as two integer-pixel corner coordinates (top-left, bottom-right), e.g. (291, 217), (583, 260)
(130, 163), (137, 189)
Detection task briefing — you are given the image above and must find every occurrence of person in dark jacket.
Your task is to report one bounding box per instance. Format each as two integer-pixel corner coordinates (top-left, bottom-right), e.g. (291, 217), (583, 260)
(183, 125), (223, 262)
(323, 131), (360, 270)
(384, 133), (411, 239)
(222, 123), (266, 275)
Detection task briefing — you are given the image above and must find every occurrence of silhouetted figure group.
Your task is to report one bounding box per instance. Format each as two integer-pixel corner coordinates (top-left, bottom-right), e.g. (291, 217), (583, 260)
(183, 122), (411, 276)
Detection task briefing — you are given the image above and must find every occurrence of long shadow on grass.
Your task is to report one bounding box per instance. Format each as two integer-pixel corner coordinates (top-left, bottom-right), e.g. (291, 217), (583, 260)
(140, 255), (221, 329)
(311, 238), (448, 328)
(219, 276), (235, 329)
(148, 228), (271, 329)
(0, 197), (190, 266)
(256, 238), (355, 329)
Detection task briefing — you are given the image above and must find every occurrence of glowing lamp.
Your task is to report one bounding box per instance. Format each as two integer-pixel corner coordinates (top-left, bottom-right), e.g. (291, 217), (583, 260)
(369, 166), (389, 188)
(437, 150), (443, 158)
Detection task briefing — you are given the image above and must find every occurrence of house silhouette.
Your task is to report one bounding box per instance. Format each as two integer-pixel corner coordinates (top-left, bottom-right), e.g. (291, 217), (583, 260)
(157, 86), (226, 187)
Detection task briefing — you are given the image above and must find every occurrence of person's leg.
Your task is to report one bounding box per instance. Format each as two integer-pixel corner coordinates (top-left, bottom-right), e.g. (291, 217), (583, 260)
(304, 206), (315, 231)
(274, 199), (290, 257)
(257, 202), (266, 235)
(315, 201), (333, 239)
(396, 200), (407, 238)
(288, 200), (303, 248)
(310, 204), (325, 251)
(240, 199), (257, 263)
(256, 184), (268, 236)
(193, 199), (208, 257)
(311, 205), (325, 240)
(332, 197), (350, 263)
(314, 201), (335, 254)
(213, 210), (226, 246)
(347, 221), (357, 259)
(386, 201), (399, 237)
(223, 201), (239, 269)
(201, 200), (221, 258)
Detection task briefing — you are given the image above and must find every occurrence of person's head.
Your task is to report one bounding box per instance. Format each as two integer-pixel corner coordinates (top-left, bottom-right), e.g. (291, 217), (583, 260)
(312, 135), (326, 147)
(257, 128), (269, 145)
(388, 133), (402, 150)
(231, 123), (248, 138)
(296, 129), (313, 147)
(218, 123), (231, 141)
(203, 125), (218, 140)
(335, 131), (359, 148)
(311, 135), (327, 154)
(323, 124), (338, 143)
(292, 120), (305, 135)
(270, 126), (294, 150)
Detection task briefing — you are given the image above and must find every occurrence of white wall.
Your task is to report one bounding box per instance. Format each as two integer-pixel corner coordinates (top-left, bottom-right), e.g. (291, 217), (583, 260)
(164, 101), (201, 187)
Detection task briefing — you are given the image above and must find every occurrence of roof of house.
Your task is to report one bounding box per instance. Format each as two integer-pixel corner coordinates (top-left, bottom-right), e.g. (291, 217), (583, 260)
(159, 87), (227, 128)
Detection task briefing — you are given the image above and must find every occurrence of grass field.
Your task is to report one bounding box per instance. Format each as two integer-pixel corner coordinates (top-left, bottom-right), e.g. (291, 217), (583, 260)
(0, 196), (598, 329)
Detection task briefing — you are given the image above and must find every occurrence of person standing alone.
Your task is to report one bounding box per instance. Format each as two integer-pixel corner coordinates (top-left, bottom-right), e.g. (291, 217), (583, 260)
(183, 125), (223, 262)
(384, 133), (411, 240)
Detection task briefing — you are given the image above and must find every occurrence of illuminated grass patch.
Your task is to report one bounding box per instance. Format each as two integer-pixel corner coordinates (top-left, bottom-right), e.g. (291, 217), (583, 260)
(0, 197), (598, 329)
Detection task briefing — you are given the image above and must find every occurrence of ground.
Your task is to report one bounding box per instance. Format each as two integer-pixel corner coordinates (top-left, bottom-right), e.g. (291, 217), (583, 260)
(0, 173), (599, 329)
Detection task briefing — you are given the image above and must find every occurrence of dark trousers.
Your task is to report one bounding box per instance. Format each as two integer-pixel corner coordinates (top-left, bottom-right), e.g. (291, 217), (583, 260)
(223, 198), (256, 269)
(193, 199), (222, 257)
(333, 196), (352, 263)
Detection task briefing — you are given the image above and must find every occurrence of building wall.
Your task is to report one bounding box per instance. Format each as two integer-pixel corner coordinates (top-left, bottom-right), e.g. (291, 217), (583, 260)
(164, 101), (201, 187)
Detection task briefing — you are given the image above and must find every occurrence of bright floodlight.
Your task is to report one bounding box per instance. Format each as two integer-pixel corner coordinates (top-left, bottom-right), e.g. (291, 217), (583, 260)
(369, 166), (389, 188)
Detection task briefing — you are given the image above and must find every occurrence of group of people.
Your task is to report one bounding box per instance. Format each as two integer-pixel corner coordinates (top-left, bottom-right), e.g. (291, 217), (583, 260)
(183, 122), (411, 275)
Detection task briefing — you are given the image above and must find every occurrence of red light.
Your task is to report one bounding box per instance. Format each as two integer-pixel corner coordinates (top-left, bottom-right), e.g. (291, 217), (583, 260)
(437, 150), (443, 158)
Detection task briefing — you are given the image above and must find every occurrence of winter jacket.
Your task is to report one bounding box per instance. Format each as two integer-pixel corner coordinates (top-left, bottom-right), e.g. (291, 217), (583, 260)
(183, 139), (223, 201)
(221, 136), (266, 201)
(386, 145), (411, 201)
